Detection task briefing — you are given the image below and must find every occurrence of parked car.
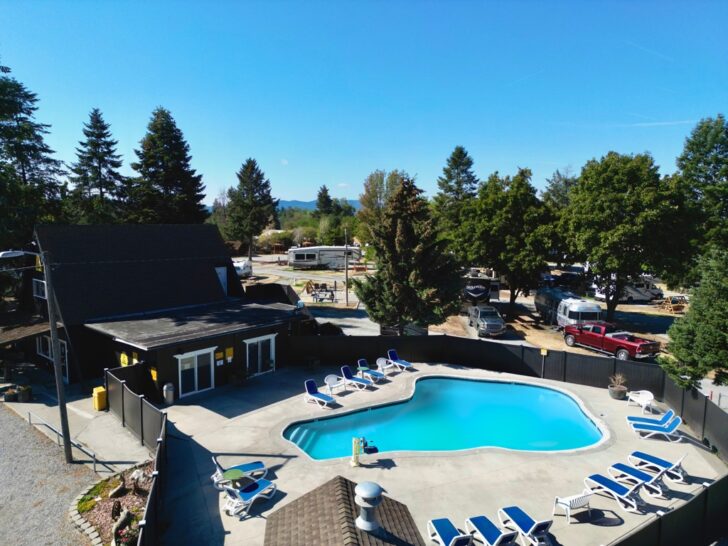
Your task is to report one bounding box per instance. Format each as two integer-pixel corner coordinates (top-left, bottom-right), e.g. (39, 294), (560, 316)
(233, 260), (253, 278)
(563, 321), (661, 360)
(468, 305), (507, 337)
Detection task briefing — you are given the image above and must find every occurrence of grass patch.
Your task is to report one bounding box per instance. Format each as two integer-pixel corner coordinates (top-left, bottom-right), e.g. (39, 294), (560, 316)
(77, 496), (96, 513)
(77, 477), (121, 513)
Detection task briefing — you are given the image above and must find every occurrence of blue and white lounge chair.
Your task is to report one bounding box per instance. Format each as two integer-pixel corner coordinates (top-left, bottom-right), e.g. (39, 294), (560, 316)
(465, 515), (519, 546)
(341, 365), (372, 390)
(211, 456), (267, 490)
(357, 359), (385, 383)
(628, 451), (687, 484)
(630, 416), (683, 442)
(304, 379), (335, 408)
(427, 517), (473, 546)
(608, 462), (666, 497)
(387, 349), (413, 371)
(223, 480), (277, 518)
(497, 506), (552, 546)
(626, 409), (674, 426)
(584, 474), (643, 513)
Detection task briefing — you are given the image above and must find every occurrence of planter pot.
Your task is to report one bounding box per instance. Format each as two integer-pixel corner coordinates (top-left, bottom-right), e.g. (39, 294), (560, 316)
(4, 391), (18, 402)
(608, 385), (628, 400)
(18, 389), (31, 403)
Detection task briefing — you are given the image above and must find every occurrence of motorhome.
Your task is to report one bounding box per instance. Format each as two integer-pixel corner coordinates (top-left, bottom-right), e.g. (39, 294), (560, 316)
(462, 269), (500, 305)
(592, 282), (660, 303)
(287, 246), (362, 270)
(534, 287), (602, 327)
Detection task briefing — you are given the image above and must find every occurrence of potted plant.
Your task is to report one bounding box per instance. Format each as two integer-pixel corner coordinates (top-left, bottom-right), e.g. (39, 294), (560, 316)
(608, 373), (628, 400)
(3, 388), (18, 402)
(17, 385), (32, 402)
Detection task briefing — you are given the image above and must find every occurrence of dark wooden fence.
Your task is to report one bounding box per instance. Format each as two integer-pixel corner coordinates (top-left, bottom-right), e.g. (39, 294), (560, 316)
(136, 412), (167, 546)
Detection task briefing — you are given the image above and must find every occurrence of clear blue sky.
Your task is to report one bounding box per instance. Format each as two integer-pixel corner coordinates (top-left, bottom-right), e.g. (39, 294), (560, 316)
(2, 1), (726, 204)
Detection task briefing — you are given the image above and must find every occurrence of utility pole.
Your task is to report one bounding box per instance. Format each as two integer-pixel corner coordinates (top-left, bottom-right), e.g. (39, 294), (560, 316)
(344, 228), (349, 307)
(43, 251), (73, 463)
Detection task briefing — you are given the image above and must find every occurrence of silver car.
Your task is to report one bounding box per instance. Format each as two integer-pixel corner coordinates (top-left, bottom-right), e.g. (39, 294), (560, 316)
(468, 305), (507, 337)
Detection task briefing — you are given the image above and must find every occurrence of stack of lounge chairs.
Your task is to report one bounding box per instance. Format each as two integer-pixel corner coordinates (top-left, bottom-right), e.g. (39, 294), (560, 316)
(627, 408), (683, 442)
(210, 455), (277, 519)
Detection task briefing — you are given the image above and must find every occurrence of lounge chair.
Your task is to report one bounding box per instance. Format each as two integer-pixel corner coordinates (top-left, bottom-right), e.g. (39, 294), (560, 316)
(627, 390), (655, 413)
(304, 379), (335, 408)
(210, 456), (267, 490)
(630, 416), (683, 442)
(223, 480), (277, 518)
(465, 515), (518, 545)
(341, 365), (372, 390)
(628, 451), (687, 484)
(584, 474), (643, 513)
(626, 409), (674, 426)
(376, 357), (396, 375)
(608, 462), (666, 497)
(497, 506), (552, 546)
(552, 489), (592, 524)
(427, 517), (473, 546)
(387, 349), (413, 371)
(357, 358), (385, 383)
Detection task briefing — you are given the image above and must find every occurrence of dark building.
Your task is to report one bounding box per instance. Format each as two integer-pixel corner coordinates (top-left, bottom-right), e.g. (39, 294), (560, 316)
(32, 224), (303, 400)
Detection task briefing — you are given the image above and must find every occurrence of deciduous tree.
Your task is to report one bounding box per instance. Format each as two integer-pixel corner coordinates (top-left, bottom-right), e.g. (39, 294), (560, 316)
(356, 169), (403, 244)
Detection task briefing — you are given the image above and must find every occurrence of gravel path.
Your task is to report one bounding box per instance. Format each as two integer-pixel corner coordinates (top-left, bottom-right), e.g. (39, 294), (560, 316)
(0, 404), (94, 546)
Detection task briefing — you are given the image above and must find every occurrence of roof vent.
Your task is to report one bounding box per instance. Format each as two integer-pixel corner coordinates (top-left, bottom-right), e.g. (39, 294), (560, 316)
(354, 481), (383, 533)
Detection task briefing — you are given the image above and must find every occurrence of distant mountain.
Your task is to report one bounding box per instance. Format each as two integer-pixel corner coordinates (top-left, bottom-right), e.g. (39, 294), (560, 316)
(277, 199), (360, 211)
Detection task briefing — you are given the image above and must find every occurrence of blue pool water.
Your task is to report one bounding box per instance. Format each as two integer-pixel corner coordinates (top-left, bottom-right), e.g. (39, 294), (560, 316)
(283, 377), (603, 460)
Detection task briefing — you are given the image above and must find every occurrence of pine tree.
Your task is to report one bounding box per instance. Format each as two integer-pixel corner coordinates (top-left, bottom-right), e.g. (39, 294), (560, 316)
(352, 175), (461, 334)
(226, 159), (279, 259)
(129, 107), (207, 223)
(432, 146), (479, 265)
(314, 185), (333, 218)
(68, 108), (125, 223)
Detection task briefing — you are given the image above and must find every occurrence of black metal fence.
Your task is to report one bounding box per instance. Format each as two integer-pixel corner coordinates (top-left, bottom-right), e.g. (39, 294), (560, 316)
(137, 412), (167, 546)
(611, 472), (728, 546)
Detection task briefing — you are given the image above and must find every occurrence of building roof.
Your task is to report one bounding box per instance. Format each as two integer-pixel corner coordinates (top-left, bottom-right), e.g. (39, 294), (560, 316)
(0, 318), (58, 345)
(264, 475), (425, 546)
(34, 224), (241, 325)
(85, 300), (296, 351)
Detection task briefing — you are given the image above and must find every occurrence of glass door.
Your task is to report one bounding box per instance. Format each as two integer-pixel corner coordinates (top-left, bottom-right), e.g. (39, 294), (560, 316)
(176, 348), (216, 397)
(179, 356), (196, 396)
(246, 342), (259, 376)
(245, 335), (276, 376)
(197, 352), (212, 391)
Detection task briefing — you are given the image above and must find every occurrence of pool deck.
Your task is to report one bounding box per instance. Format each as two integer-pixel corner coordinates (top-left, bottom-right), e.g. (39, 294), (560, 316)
(162, 363), (727, 546)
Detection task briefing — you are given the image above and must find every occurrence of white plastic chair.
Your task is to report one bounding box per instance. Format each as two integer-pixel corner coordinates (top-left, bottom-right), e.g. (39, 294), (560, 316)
(627, 390), (654, 414)
(552, 490), (593, 524)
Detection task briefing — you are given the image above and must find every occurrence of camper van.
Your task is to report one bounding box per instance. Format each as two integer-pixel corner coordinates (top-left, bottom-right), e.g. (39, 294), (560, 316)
(591, 281), (661, 303)
(534, 287), (602, 328)
(287, 246), (362, 270)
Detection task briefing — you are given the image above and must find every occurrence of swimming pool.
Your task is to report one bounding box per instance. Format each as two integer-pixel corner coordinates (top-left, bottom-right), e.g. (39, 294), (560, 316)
(283, 377), (604, 460)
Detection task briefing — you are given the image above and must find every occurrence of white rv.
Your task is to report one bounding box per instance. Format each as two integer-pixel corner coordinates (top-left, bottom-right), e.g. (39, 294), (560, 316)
(534, 287), (602, 327)
(287, 246), (362, 270)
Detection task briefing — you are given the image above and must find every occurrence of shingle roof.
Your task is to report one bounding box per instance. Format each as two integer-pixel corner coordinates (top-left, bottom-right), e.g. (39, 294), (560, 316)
(264, 475), (425, 546)
(34, 224), (241, 325)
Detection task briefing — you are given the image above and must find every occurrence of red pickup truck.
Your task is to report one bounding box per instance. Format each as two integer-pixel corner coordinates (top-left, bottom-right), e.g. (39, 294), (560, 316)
(563, 321), (661, 360)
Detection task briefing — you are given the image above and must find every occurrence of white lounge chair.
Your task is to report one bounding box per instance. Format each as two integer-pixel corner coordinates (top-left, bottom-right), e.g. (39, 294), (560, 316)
(357, 358), (385, 383)
(497, 506), (552, 546)
(376, 357), (396, 376)
(584, 474), (643, 513)
(626, 409), (674, 426)
(304, 379), (335, 408)
(552, 489), (593, 524)
(387, 349), (413, 371)
(427, 517), (473, 546)
(630, 416), (683, 442)
(465, 515), (519, 545)
(341, 365), (371, 390)
(608, 462), (666, 498)
(223, 481), (277, 518)
(627, 390), (655, 413)
(210, 456), (267, 491)
(628, 451), (687, 484)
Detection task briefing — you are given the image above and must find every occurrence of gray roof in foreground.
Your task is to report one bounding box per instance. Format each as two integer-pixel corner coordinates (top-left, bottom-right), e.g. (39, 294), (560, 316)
(85, 300), (295, 351)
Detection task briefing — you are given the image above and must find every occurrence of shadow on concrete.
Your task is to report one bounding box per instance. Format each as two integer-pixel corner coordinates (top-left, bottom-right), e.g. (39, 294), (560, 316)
(580, 507), (624, 526)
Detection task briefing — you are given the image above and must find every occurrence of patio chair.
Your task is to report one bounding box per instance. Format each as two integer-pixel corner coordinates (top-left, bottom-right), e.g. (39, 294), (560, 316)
(608, 462), (666, 498)
(627, 390), (655, 413)
(628, 451), (687, 484)
(497, 506), (552, 546)
(626, 409), (674, 426)
(386, 349), (413, 371)
(427, 517), (473, 546)
(210, 456), (267, 491)
(223, 480), (277, 518)
(552, 489), (593, 524)
(323, 374), (347, 395)
(465, 515), (519, 545)
(583, 474), (643, 513)
(630, 416), (683, 442)
(341, 365), (372, 390)
(376, 357), (396, 375)
(357, 358), (385, 383)
(304, 379), (335, 408)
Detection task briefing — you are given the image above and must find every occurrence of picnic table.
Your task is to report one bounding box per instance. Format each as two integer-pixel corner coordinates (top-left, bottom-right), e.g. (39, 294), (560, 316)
(312, 290), (336, 303)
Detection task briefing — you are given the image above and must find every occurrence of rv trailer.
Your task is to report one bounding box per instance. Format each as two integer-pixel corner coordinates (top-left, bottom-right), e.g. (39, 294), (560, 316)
(534, 287), (602, 327)
(287, 245), (362, 270)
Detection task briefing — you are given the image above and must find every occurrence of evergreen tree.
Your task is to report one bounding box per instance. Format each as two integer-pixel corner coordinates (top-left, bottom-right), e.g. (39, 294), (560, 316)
(129, 107), (207, 223)
(314, 185), (333, 217)
(68, 108), (125, 223)
(352, 175), (461, 334)
(226, 158), (279, 259)
(432, 146), (479, 265)
(660, 250), (728, 388)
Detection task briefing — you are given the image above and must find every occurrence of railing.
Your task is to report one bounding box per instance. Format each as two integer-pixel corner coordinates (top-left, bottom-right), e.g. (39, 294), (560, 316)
(136, 412), (167, 546)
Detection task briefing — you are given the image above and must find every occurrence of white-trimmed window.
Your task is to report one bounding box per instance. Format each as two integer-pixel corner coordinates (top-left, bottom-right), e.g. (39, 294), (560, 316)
(33, 279), (47, 299)
(36, 335), (69, 382)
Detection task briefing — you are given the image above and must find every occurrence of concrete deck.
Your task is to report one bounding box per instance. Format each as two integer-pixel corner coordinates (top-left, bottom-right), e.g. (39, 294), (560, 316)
(162, 364), (727, 546)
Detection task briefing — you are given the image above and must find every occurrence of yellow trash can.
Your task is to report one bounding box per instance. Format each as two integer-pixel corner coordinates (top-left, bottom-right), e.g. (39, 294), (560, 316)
(92, 386), (107, 411)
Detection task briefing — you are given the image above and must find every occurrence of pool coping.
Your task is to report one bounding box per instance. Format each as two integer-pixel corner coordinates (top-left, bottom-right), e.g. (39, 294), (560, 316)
(276, 369), (612, 462)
